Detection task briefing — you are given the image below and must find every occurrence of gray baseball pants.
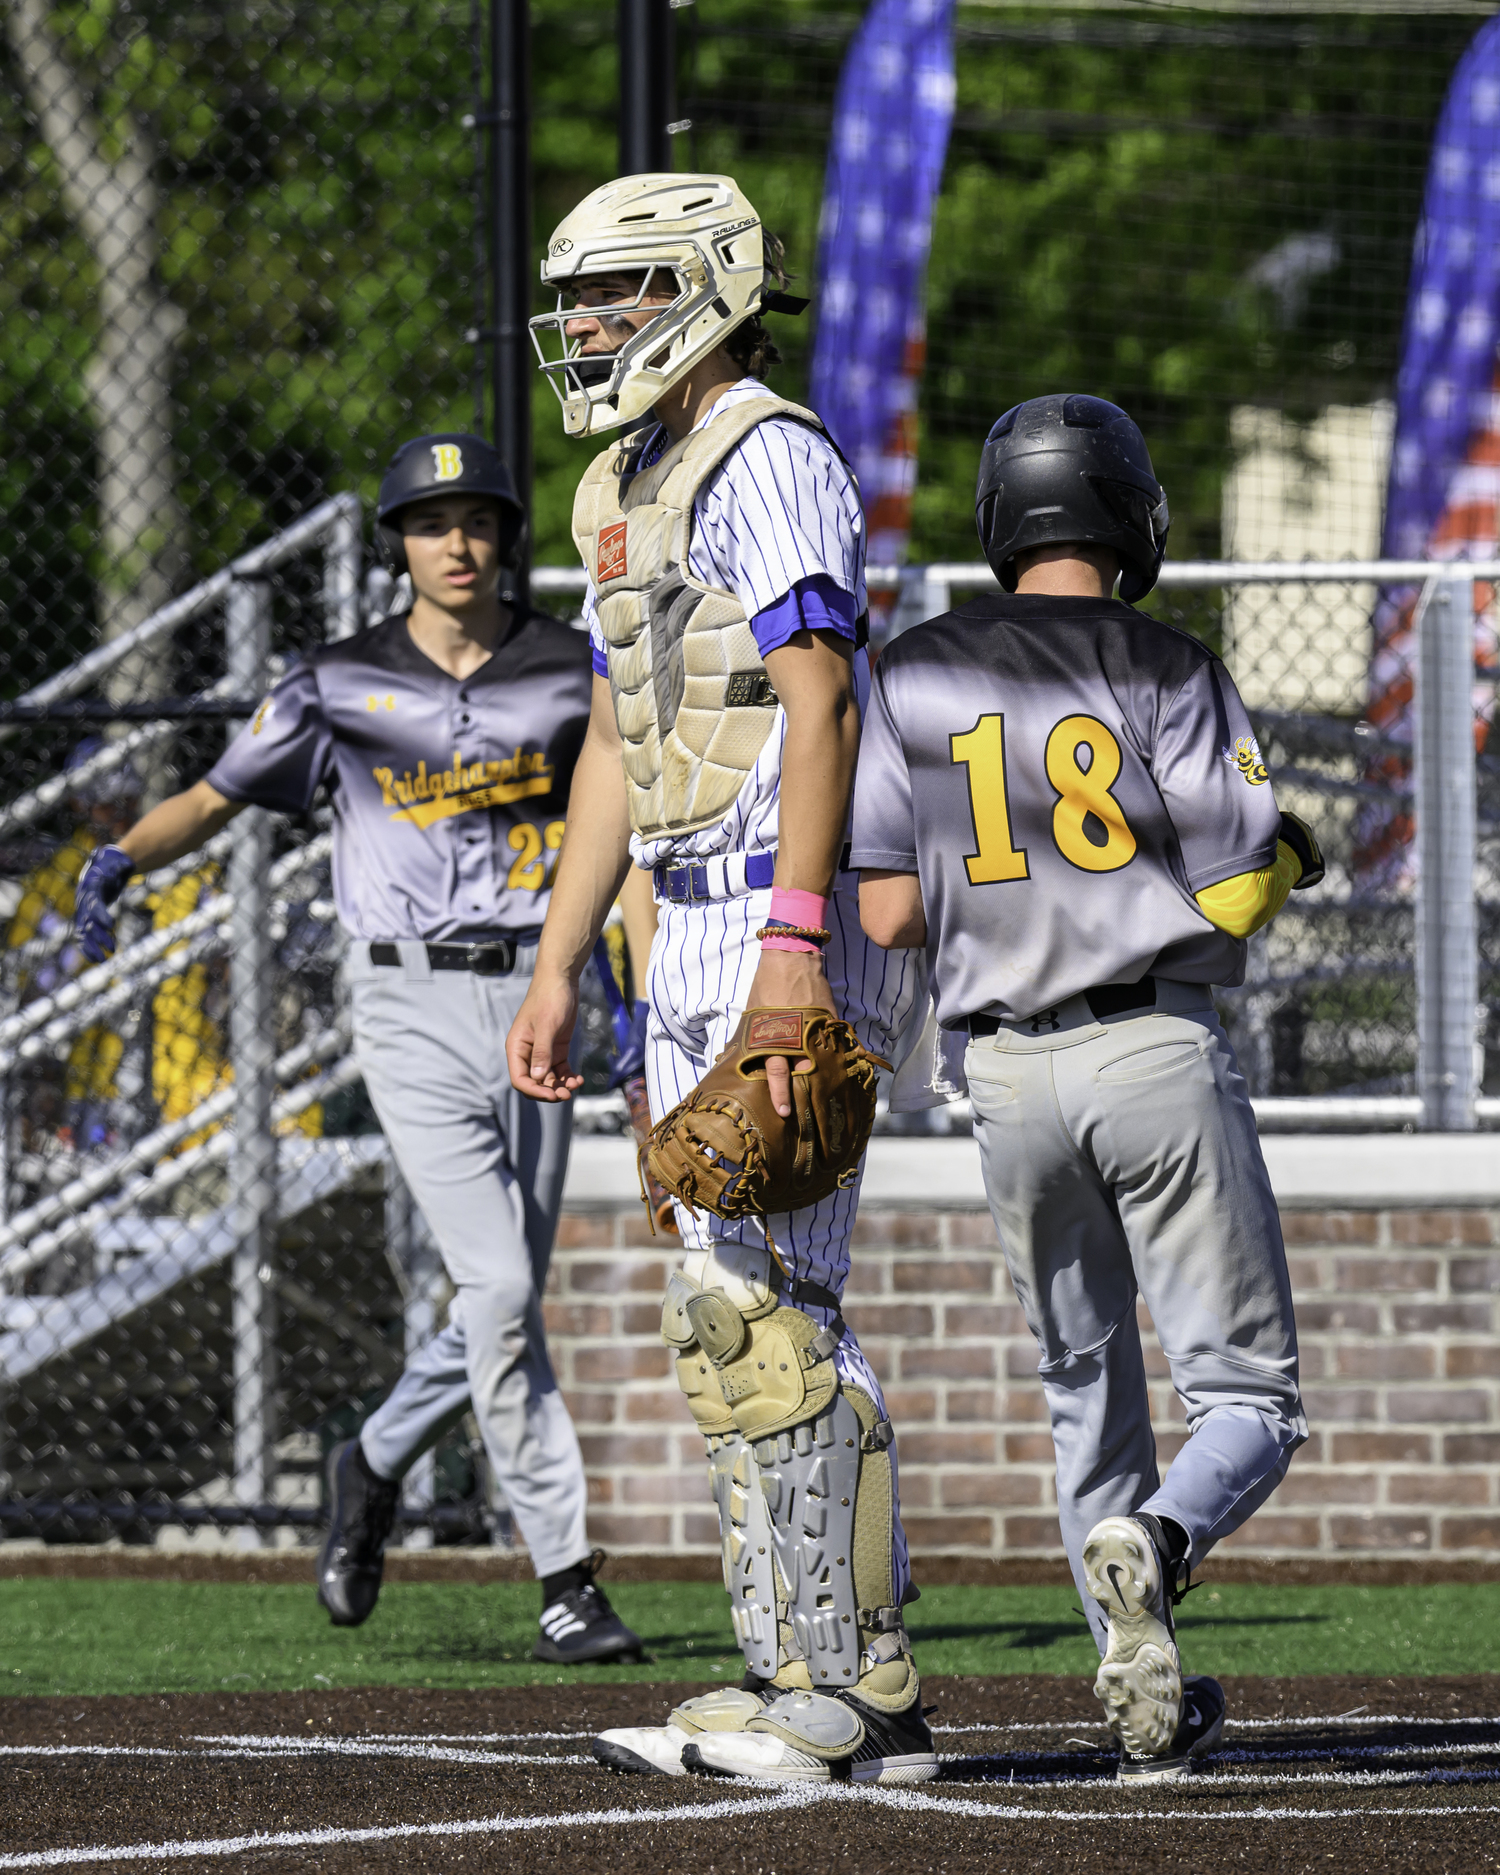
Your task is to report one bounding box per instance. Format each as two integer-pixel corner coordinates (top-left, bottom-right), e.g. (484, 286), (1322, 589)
(345, 941), (588, 1579)
(964, 980), (1306, 1654)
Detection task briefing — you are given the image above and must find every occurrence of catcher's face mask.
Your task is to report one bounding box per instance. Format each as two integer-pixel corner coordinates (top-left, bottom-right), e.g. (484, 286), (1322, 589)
(530, 171), (768, 437)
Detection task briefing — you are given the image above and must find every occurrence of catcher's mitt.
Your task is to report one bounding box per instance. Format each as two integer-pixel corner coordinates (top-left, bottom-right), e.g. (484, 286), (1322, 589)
(640, 1007), (888, 1247)
(623, 1073), (678, 1235)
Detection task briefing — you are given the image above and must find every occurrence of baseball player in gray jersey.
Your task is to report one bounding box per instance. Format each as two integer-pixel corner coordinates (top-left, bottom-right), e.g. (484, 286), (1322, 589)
(71, 435), (641, 1666)
(509, 171), (936, 1786)
(854, 396), (1320, 1782)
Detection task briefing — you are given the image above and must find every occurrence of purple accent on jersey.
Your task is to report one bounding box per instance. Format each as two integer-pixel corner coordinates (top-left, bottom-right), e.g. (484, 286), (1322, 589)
(810, 0), (956, 493)
(1381, 16), (1500, 561)
(750, 574), (859, 657)
(591, 638), (609, 678)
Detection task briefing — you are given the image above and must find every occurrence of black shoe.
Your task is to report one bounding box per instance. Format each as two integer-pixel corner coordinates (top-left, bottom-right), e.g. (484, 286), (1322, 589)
(841, 1684), (941, 1785)
(317, 1439), (399, 1628)
(1118, 1675), (1226, 1783)
(534, 1560), (645, 1665)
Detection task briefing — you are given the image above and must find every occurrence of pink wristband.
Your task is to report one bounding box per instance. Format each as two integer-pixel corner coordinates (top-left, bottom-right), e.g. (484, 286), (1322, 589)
(760, 931), (822, 955)
(768, 887), (829, 929)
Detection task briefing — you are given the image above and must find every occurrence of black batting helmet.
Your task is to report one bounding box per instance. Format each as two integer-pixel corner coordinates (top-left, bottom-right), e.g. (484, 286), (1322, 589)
(376, 433), (526, 573)
(974, 395), (1170, 602)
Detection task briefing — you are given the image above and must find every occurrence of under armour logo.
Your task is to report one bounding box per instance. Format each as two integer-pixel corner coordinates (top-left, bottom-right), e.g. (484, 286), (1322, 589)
(1030, 1009), (1062, 1034)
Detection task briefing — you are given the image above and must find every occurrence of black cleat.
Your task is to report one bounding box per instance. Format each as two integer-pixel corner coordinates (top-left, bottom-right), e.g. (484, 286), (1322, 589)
(317, 1439), (399, 1628)
(1118, 1675), (1226, 1782)
(843, 1687), (941, 1785)
(534, 1559), (645, 1666)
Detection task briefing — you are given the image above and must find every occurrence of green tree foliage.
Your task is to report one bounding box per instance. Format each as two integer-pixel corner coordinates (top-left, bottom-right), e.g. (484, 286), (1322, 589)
(681, 5), (1476, 565)
(0, 0), (1480, 691)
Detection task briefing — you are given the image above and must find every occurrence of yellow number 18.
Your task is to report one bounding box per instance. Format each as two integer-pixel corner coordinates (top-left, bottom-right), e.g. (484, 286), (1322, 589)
(950, 711), (1138, 884)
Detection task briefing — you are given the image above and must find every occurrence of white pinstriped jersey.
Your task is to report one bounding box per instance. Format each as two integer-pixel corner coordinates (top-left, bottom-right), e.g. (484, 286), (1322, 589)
(583, 378), (867, 869)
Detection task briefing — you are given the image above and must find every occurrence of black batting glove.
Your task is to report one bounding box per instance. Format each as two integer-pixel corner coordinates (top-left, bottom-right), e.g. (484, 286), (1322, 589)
(1278, 811), (1324, 890)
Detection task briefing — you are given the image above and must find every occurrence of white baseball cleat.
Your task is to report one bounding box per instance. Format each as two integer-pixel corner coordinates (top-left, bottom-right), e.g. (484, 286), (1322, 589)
(683, 1684), (940, 1786)
(1083, 1514), (1183, 1760)
(592, 1684), (771, 1777)
(591, 1722), (695, 1777)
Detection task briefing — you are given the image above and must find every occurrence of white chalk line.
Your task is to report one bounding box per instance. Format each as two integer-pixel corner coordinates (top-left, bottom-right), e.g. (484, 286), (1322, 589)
(0, 1787), (818, 1870)
(4, 1778), (1499, 1868)
(846, 1783), (1500, 1823)
(934, 1710), (1500, 1737)
(0, 1732), (588, 1762)
(944, 1766), (1500, 1792)
(948, 1740), (1500, 1766)
(197, 1728), (599, 1743)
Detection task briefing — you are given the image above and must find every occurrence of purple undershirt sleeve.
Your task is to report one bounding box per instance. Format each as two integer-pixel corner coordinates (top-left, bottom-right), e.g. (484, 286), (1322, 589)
(749, 573), (860, 658)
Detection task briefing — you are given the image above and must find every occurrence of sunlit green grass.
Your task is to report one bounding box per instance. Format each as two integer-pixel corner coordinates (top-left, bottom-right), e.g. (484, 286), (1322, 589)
(2, 1580), (1496, 1698)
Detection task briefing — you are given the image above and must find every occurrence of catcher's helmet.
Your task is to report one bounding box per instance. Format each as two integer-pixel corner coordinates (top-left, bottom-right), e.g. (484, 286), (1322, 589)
(974, 395), (1170, 602)
(531, 172), (796, 438)
(375, 433), (525, 573)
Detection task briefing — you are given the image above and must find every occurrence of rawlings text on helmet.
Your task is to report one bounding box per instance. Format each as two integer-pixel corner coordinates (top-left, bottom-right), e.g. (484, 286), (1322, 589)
(974, 394), (1170, 602)
(530, 172), (769, 438)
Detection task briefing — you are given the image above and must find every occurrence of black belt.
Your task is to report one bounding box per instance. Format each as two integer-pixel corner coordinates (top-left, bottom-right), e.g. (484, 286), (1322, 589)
(368, 939), (518, 976)
(968, 976), (1157, 1036)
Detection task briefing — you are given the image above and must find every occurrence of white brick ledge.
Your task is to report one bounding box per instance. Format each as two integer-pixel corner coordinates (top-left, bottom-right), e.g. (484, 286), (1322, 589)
(562, 1133), (1500, 1212)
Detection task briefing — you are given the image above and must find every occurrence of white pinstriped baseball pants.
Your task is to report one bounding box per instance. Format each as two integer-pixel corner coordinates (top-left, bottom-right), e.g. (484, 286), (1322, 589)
(643, 868), (926, 1598)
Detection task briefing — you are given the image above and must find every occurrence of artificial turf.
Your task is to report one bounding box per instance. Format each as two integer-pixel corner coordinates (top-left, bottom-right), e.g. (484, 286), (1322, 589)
(3, 1579), (1498, 1697)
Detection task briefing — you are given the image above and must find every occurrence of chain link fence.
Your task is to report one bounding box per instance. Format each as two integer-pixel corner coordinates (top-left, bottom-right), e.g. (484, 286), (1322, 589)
(1, 5), (1496, 1539)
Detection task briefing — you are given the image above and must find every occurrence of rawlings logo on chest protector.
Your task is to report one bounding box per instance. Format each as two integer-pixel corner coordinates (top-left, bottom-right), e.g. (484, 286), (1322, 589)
(597, 520), (628, 583)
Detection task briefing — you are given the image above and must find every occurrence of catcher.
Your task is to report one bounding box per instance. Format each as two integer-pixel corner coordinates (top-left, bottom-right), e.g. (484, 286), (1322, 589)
(507, 171), (934, 1785)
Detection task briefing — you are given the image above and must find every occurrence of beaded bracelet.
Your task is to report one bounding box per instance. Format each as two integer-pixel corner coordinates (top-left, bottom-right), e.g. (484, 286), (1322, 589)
(755, 923), (832, 947)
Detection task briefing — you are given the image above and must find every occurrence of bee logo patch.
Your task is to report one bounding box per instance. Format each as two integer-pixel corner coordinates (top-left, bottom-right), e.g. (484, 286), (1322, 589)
(430, 443), (464, 482)
(1224, 735), (1269, 786)
(597, 521), (628, 584)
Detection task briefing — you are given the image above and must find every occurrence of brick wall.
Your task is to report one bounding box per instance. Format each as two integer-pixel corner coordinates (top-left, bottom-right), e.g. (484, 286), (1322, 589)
(542, 1204), (1500, 1563)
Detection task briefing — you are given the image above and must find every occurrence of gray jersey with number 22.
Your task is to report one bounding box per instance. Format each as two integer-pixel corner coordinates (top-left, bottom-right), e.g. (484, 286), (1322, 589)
(849, 593), (1281, 1027)
(207, 610), (592, 942)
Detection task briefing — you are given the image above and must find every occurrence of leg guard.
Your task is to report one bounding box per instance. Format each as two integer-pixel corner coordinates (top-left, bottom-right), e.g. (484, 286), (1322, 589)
(664, 1269), (782, 1676)
(662, 1263), (908, 1689)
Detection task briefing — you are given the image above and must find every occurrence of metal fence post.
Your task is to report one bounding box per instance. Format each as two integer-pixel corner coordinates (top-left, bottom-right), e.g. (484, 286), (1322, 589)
(227, 577), (278, 1542)
(1415, 573), (1479, 1131)
(323, 496), (362, 642)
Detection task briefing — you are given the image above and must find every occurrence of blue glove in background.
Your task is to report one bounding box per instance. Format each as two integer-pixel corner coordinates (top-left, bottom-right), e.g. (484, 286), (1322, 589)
(73, 844), (135, 963)
(607, 999), (649, 1089)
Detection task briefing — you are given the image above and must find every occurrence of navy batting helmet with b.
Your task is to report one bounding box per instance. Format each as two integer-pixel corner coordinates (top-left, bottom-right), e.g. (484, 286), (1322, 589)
(376, 433), (526, 573)
(974, 395), (1170, 602)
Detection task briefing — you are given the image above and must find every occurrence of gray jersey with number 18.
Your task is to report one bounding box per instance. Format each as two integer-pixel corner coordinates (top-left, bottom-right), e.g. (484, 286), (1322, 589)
(848, 593), (1281, 1027)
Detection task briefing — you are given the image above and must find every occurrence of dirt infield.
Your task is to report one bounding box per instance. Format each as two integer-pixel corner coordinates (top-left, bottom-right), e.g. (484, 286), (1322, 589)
(2, 1674), (1498, 1872)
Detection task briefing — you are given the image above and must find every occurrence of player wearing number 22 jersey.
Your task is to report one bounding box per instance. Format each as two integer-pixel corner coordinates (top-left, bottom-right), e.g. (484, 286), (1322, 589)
(74, 434), (642, 1666)
(854, 396), (1316, 1783)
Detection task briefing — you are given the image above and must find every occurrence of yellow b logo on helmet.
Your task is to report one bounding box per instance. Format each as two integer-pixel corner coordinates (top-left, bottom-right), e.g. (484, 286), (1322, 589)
(431, 443), (463, 482)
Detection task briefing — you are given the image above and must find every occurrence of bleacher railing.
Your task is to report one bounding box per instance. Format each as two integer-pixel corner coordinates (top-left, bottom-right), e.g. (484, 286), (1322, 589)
(1, 536), (1495, 1543)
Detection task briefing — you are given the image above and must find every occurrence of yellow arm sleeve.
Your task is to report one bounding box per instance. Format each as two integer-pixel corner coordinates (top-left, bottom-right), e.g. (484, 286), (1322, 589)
(1194, 840), (1302, 939)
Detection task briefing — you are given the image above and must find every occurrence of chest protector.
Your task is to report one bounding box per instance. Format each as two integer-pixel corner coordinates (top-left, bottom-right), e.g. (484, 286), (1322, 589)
(572, 394), (829, 843)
